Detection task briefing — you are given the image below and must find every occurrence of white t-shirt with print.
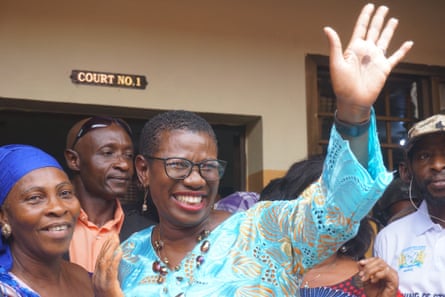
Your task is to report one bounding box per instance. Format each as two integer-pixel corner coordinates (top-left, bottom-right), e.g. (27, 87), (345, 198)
(374, 201), (445, 296)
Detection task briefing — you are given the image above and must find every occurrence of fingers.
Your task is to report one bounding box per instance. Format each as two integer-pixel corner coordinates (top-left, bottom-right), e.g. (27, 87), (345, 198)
(358, 257), (398, 284)
(96, 234), (122, 269)
(387, 40), (414, 69)
(366, 6), (389, 43)
(93, 234), (123, 295)
(376, 18), (398, 54)
(349, 3), (375, 42)
(323, 26), (343, 66)
(347, 3), (414, 68)
(375, 11), (414, 68)
(325, 3), (377, 60)
(361, 259), (399, 297)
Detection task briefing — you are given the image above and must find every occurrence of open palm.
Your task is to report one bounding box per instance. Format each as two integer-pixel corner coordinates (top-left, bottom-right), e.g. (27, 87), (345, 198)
(325, 4), (413, 123)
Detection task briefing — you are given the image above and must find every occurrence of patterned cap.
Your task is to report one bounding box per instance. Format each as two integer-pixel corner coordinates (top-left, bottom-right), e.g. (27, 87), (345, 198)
(406, 114), (445, 152)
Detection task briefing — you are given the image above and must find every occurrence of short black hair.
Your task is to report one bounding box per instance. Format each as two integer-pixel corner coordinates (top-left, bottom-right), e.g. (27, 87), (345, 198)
(260, 155), (325, 201)
(139, 110), (217, 156)
(338, 217), (375, 260)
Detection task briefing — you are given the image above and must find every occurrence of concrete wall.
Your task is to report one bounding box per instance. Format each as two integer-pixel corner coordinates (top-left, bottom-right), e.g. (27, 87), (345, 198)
(1, 0), (444, 189)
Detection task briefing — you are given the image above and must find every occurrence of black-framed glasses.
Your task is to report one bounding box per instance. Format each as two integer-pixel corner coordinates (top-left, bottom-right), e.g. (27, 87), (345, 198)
(71, 116), (133, 149)
(146, 156), (227, 181)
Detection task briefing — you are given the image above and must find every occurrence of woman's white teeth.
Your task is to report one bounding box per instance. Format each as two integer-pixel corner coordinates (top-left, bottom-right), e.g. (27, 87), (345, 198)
(48, 225), (68, 231)
(176, 195), (202, 204)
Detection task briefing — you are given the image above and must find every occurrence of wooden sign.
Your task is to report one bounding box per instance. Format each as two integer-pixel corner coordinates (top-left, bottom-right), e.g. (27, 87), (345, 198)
(70, 70), (147, 90)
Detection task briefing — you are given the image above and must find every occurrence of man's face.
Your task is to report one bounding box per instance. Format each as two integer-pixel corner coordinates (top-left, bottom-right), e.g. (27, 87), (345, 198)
(75, 123), (134, 200)
(409, 133), (445, 206)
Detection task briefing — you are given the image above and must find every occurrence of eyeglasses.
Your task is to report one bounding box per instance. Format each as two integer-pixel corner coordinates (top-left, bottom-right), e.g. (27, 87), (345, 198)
(146, 156), (227, 181)
(71, 116), (133, 149)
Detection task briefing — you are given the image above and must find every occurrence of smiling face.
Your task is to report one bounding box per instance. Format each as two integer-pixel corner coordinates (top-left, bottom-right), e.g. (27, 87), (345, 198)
(0, 167), (80, 260)
(74, 123), (134, 200)
(136, 129), (219, 229)
(409, 133), (445, 206)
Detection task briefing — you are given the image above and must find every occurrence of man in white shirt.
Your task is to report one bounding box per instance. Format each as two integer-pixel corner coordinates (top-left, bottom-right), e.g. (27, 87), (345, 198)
(374, 114), (445, 295)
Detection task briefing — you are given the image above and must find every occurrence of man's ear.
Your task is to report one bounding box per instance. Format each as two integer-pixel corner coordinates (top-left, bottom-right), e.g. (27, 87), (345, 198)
(64, 149), (81, 171)
(135, 155), (150, 187)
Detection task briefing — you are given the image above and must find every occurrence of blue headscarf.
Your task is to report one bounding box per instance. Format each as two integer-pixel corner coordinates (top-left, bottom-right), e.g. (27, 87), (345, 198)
(0, 144), (62, 271)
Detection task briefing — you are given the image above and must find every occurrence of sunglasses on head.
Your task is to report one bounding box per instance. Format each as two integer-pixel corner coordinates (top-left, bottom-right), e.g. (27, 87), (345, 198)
(71, 116), (133, 149)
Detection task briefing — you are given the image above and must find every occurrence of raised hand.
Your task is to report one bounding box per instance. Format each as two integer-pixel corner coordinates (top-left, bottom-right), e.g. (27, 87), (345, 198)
(358, 257), (399, 297)
(93, 234), (124, 297)
(324, 3), (413, 124)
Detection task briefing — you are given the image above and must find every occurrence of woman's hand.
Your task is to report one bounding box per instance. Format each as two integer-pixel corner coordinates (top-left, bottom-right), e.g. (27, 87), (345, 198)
(324, 3), (413, 124)
(93, 234), (125, 297)
(358, 257), (399, 297)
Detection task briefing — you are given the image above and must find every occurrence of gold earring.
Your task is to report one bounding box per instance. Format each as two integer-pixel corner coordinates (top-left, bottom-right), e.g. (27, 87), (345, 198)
(142, 188), (149, 212)
(1, 223), (11, 239)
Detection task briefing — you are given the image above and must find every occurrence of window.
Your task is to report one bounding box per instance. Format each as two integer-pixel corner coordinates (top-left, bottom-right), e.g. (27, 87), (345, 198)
(306, 54), (445, 171)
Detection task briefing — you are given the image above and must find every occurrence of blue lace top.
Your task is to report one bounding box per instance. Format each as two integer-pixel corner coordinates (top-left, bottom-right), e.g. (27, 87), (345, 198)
(118, 111), (392, 297)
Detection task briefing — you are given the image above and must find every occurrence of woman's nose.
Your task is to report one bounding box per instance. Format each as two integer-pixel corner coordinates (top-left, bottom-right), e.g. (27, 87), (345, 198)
(47, 196), (68, 215)
(183, 167), (206, 187)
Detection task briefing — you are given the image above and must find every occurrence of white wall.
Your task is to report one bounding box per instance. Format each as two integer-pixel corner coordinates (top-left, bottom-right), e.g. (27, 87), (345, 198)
(1, 0), (444, 183)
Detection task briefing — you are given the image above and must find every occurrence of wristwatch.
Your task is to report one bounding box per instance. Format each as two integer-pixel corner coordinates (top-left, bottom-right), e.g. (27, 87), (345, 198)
(334, 111), (370, 137)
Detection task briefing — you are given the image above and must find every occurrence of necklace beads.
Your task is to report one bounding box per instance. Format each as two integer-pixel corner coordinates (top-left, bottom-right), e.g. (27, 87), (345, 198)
(152, 227), (211, 284)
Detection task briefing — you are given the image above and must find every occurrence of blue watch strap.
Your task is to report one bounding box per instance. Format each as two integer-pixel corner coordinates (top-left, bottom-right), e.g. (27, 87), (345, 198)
(334, 111), (370, 137)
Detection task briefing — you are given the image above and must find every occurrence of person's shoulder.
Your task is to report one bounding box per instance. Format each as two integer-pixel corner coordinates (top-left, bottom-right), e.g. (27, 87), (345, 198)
(377, 210), (417, 236)
(120, 225), (155, 257)
(62, 261), (94, 294)
(120, 208), (157, 241)
(123, 224), (155, 243)
(386, 205), (417, 224)
(63, 260), (91, 276)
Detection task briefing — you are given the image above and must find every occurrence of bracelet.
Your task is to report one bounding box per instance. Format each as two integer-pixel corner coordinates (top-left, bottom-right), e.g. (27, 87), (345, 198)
(334, 110), (370, 137)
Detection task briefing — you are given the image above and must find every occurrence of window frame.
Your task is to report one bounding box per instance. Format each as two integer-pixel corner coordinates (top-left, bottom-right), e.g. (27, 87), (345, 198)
(306, 54), (445, 171)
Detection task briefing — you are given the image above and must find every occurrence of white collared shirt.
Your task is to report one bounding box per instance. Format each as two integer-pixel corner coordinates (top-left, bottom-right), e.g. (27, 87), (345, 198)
(374, 201), (445, 295)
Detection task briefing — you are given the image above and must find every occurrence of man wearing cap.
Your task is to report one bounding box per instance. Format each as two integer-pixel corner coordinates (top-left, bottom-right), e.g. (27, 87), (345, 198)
(374, 114), (445, 295)
(64, 116), (155, 272)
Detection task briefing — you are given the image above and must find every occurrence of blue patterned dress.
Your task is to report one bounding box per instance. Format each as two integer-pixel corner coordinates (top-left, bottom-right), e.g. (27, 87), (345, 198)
(119, 112), (392, 297)
(0, 267), (39, 297)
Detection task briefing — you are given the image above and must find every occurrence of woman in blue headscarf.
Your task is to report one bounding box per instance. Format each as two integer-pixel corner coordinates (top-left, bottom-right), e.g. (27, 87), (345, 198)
(0, 144), (93, 297)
